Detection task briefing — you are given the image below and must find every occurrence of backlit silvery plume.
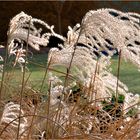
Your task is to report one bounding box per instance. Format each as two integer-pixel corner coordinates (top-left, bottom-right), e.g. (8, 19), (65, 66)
(0, 102), (28, 136)
(49, 8), (140, 70)
(7, 12), (65, 71)
(8, 11), (65, 51)
(83, 8), (140, 66)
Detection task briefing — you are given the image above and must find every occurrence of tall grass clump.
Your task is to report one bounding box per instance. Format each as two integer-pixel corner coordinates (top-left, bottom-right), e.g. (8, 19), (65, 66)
(0, 8), (140, 139)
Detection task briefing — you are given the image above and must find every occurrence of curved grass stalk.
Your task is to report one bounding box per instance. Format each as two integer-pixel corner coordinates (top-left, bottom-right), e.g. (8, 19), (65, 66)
(16, 17), (31, 139)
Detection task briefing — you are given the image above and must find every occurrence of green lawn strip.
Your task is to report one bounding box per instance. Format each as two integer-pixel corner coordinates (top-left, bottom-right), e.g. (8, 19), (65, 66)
(111, 57), (140, 94)
(2, 54), (140, 94)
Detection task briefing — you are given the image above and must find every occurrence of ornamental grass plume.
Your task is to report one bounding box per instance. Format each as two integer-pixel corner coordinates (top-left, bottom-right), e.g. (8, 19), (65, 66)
(49, 8), (140, 75)
(7, 11), (65, 70)
(8, 11), (65, 51)
(0, 102), (28, 138)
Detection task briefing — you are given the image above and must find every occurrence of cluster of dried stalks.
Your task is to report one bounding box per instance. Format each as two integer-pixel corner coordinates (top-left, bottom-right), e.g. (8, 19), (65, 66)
(0, 8), (140, 139)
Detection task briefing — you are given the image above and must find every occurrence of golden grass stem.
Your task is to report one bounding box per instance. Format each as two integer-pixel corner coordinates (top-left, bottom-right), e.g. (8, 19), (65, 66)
(116, 50), (122, 103)
(16, 17), (31, 139)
